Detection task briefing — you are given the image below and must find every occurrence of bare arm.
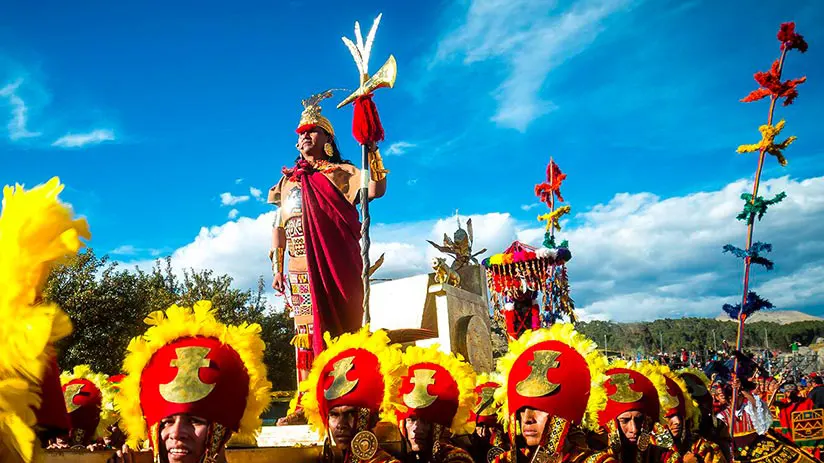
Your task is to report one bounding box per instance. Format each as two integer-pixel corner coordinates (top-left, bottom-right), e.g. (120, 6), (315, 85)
(368, 177), (387, 199)
(366, 144), (388, 200)
(270, 211), (286, 292)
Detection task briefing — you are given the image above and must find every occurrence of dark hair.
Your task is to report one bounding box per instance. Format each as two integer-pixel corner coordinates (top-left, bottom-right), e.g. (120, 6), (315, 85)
(814, 376), (823, 385)
(295, 130), (353, 165)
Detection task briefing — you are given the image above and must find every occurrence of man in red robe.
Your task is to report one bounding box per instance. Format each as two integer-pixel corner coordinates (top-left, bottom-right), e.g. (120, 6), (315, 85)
(268, 91), (388, 385)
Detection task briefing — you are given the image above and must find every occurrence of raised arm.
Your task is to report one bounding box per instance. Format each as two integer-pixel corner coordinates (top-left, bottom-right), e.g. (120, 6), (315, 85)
(367, 144), (388, 200)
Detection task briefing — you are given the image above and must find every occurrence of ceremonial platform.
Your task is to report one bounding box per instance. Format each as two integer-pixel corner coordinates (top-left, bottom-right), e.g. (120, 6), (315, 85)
(368, 265), (493, 372)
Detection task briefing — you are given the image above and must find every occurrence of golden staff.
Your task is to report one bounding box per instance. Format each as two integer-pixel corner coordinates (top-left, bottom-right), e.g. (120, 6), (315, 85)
(338, 14), (397, 325)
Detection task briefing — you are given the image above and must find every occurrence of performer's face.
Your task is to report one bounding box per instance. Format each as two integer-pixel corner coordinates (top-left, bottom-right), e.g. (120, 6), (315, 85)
(328, 405), (358, 451)
(297, 127), (329, 158)
(616, 411), (645, 446)
(159, 414), (209, 463)
(667, 414), (683, 438)
(405, 416), (433, 452)
(519, 407), (550, 447)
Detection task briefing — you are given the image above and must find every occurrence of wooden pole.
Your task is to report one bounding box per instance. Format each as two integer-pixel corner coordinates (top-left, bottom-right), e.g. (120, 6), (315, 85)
(729, 45), (789, 445)
(360, 144), (371, 325)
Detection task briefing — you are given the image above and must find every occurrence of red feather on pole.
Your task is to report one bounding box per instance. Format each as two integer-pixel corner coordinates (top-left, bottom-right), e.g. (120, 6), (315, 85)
(352, 94), (385, 145)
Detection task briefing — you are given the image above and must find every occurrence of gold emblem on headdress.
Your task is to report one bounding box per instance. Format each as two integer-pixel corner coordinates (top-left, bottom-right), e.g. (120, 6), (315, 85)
(475, 386), (497, 417)
(324, 356), (359, 400)
(515, 350), (561, 398)
(63, 383), (84, 413)
(403, 369), (438, 409)
(607, 373), (643, 404)
(159, 346), (216, 404)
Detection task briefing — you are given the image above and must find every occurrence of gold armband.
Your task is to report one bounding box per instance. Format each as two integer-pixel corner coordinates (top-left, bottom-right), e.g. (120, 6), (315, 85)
(369, 147), (389, 182)
(270, 247), (285, 275)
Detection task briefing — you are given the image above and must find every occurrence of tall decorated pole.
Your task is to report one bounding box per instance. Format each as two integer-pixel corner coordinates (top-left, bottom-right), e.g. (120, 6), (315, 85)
(337, 14), (397, 325)
(722, 21), (807, 441)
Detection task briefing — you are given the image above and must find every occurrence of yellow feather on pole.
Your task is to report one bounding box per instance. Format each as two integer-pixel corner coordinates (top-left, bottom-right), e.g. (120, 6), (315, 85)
(0, 177), (87, 463)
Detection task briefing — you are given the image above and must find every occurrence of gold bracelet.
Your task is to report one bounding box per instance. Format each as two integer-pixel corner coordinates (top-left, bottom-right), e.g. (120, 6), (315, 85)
(274, 248), (285, 274)
(369, 147), (389, 182)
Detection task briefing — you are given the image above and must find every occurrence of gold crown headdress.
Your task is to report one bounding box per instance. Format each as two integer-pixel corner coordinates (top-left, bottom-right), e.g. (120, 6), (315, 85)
(297, 90), (336, 136)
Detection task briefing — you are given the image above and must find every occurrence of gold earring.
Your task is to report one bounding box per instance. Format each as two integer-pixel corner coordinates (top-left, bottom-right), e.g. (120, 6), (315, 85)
(323, 142), (334, 156)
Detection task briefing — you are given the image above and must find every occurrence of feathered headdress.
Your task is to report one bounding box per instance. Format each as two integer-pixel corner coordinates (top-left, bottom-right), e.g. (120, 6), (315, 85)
(394, 345), (477, 436)
(118, 301), (272, 457)
(60, 365), (118, 440)
(0, 177), (88, 462)
(648, 363), (700, 431)
(494, 324), (609, 431)
(295, 326), (405, 436)
(600, 360), (676, 426)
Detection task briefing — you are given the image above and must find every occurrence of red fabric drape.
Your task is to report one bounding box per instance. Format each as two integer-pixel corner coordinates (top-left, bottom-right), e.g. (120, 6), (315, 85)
(297, 164), (364, 355)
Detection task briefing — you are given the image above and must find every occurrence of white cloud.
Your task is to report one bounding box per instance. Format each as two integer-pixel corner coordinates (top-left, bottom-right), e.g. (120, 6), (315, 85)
(0, 79), (41, 140)
(52, 129), (114, 148)
(235, 178), (244, 184)
(120, 175), (824, 322)
(521, 203), (542, 211)
(385, 141), (417, 156)
(228, 208), (240, 219)
(110, 245), (137, 255)
(250, 187), (263, 201)
(219, 192), (250, 206)
(434, 0), (632, 131)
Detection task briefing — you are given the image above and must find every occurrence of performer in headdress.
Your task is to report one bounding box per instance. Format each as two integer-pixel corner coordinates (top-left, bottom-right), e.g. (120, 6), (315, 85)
(392, 345), (476, 462)
(492, 324), (616, 463)
(115, 301), (272, 463)
(592, 361), (677, 463)
(59, 365), (117, 447)
(677, 369), (730, 461)
(655, 366), (725, 463)
(714, 375), (772, 436)
(268, 92), (389, 383)
(0, 177), (87, 463)
(469, 373), (508, 462)
(294, 327), (402, 463)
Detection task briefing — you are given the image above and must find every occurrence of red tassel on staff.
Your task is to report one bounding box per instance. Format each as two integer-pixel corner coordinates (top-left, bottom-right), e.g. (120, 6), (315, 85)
(352, 94), (385, 145)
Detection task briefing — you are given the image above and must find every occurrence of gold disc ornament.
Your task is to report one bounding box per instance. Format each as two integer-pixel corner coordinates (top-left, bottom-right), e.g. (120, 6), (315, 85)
(351, 430), (379, 461)
(637, 431), (651, 451)
(487, 446), (505, 462)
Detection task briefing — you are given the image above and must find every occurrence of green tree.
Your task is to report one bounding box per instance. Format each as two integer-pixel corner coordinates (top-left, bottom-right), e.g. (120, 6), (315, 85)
(45, 249), (297, 391)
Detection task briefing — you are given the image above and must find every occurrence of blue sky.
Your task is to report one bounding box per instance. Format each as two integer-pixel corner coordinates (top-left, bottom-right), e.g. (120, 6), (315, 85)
(3, 0), (823, 321)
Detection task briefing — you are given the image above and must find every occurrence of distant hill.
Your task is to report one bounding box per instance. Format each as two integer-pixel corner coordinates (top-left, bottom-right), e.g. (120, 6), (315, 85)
(715, 310), (823, 325)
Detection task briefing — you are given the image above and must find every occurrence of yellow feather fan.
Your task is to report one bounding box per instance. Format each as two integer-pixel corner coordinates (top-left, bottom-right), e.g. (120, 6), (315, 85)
(0, 177), (88, 462)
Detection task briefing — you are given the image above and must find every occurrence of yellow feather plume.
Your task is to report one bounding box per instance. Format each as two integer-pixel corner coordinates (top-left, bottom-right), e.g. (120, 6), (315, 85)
(118, 301), (272, 448)
(0, 177), (86, 463)
(295, 326), (405, 436)
(677, 368), (711, 389)
(649, 363), (700, 432)
(396, 345), (477, 435)
(494, 324), (609, 431)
